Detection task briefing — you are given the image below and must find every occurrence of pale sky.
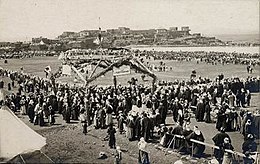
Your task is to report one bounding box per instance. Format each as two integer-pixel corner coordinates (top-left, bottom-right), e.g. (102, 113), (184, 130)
(0, 0), (259, 42)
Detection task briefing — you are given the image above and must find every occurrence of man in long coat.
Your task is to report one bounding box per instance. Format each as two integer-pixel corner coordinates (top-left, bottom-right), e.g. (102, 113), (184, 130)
(196, 99), (205, 122)
(212, 127), (231, 163)
(141, 113), (150, 142)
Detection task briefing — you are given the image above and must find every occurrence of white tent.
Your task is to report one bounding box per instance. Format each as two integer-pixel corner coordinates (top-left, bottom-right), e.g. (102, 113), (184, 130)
(0, 106), (46, 159)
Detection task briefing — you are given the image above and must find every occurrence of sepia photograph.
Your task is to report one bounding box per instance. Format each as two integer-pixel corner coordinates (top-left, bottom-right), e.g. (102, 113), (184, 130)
(0, 0), (259, 163)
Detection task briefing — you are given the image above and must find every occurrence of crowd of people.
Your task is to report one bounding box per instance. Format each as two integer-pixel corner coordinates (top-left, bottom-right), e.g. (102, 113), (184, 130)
(1, 48), (260, 68)
(62, 49), (260, 66)
(0, 50), (56, 59)
(0, 67), (259, 163)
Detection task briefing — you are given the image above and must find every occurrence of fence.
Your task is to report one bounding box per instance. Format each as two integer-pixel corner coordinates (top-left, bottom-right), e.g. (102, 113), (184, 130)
(165, 134), (259, 164)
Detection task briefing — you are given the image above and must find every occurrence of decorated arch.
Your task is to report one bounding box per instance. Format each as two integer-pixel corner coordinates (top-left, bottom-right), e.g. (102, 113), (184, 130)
(58, 49), (158, 92)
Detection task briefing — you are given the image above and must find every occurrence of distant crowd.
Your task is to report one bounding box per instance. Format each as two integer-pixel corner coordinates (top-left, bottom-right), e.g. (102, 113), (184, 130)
(1, 49), (260, 67)
(0, 67), (259, 163)
(0, 50), (56, 59)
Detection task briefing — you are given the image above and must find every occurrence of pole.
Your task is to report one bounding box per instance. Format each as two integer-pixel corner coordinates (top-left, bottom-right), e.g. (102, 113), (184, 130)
(165, 135), (175, 155)
(113, 76), (117, 89)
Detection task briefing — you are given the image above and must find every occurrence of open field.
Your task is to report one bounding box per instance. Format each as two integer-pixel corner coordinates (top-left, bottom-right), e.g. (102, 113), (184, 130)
(1, 57), (259, 163)
(0, 56), (259, 86)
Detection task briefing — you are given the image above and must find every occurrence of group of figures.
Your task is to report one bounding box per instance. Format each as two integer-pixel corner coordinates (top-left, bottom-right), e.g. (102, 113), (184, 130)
(0, 66), (259, 164)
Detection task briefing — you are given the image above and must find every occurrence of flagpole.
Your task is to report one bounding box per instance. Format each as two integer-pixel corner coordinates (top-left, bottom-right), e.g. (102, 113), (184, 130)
(98, 17), (102, 49)
(98, 17), (100, 29)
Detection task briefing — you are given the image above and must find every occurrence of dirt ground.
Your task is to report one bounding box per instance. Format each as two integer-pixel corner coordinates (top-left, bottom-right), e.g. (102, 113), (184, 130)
(1, 57), (260, 163)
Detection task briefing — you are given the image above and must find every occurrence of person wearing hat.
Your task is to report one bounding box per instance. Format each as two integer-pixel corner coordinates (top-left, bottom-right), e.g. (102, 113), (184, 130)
(126, 114), (135, 141)
(242, 133), (257, 163)
(138, 137), (150, 164)
(186, 126), (205, 158)
(221, 137), (234, 164)
(20, 96), (27, 115)
(212, 127), (231, 163)
(117, 112), (125, 134)
(105, 99), (113, 127)
(27, 99), (35, 123)
(107, 124), (116, 149)
(241, 88), (246, 108)
(195, 99), (205, 122)
(79, 107), (87, 134)
(48, 105), (55, 125)
(244, 119), (254, 139)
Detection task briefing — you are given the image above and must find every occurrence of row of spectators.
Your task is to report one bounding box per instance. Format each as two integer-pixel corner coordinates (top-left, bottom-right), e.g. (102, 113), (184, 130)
(1, 49), (260, 66)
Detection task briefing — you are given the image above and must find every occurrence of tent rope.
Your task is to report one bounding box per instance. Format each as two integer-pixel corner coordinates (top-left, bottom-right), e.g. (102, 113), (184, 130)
(19, 154), (26, 163)
(40, 150), (54, 163)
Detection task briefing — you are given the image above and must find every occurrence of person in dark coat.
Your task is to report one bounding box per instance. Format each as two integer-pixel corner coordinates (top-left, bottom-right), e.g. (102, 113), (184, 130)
(135, 114), (142, 140)
(141, 113), (150, 142)
(171, 122), (183, 149)
(241, 89), (246, 108)
(171, 99), (182, 123)
(98, 105), (106, 129)
(216, 109), (227, 131)
(158, 102), (167, 125)
(204, 101), (211, 123)
(0, 80), (4, 89)
(38, 108), (45, 126)
(181, 125), (193, 154)
(221, 137), (234, 164)
(117, 112), (125, 134)
(107, 124), (116, 149)
(64, 103), (71, 123)
(242, 134), (257, 164)
(236, 90), (241, 107)
(212, 127), (231, 163)
(57, 97), (63, 114)
(246, 90), (251, 107)
(48, 105), (55, 125)
(7, 83), (11, 91)
(27, 100), (35, 123)
(196, 99), (205, 122)
(186, 126), (205, 158)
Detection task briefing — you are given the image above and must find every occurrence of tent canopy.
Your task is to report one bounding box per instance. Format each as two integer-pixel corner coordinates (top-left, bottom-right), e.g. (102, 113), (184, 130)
(0, 106), (46, 160)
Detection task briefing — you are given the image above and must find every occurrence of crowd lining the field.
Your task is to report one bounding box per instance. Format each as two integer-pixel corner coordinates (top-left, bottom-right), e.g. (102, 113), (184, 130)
(1, 49), (260, 67)
(0, 67), (259, 163)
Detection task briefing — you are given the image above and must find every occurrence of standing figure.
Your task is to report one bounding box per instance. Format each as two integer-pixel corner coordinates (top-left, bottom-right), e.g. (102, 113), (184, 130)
(141, 113), (150, 142)
(221, 138), (234, 164)
(212, 127), (231, 163)
(106, 99), (113, 127)
(20, 96), (27, 115)
(114, 146), (122, 164)
(186, 126), (205, 158)
(27, 99), (35, 123)
(107, 124), (116, 149)
(204, 101), (211, 123)
(138, 137), (150, 164)
(242, 134), (257, 164)
(118, 112), (125, 134)
(64, 102), (71, 123)
(79, 109), (87, 135)
(245, 90), (251, 107)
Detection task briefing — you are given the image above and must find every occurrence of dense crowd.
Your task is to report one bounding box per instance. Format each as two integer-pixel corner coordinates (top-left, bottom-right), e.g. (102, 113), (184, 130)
(0, 50), (56, 59)
(1, 49), (260, 67)
(63, 49), (260, 66)
(0, 67), (259, 163)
